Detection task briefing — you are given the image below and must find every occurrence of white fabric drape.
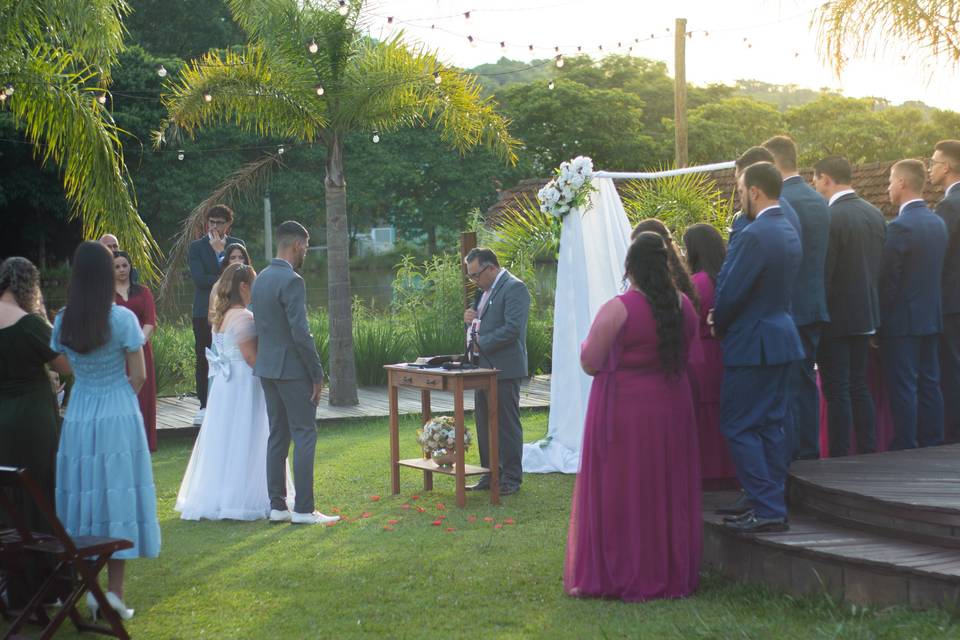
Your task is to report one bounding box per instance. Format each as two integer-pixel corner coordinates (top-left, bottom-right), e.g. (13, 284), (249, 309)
(522, 177), (632, 473)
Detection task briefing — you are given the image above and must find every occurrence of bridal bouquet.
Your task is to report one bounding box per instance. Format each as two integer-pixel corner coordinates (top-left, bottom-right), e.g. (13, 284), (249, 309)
(537, 155), (596, 218)
(417, 416), (472, 458)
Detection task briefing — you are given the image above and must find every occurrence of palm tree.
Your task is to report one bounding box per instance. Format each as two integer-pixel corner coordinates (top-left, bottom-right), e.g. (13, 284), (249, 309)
(0, 0), (161, 277)
(156, 0), (518, 405)
(817, 1), (960, 73)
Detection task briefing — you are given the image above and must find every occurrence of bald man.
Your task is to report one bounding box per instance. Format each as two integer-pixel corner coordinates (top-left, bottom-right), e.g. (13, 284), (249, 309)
(99, 233), (138, 283)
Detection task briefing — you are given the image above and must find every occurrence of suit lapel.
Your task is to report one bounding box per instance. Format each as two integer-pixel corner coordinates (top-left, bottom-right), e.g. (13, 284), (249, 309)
(480, 270), (510, 319)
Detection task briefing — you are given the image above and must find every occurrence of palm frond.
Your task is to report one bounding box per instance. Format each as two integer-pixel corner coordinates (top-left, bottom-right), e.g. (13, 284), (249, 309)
(816, 0), (960, 74)
(486, 194), (560, 266)
(620, 171), (731, 241)
(155, 46), (328, 145)
(6, 44), (162, 280)
(157, 151), (284, 305)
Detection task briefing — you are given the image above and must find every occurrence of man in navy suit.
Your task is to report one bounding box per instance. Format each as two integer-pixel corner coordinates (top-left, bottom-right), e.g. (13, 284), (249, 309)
(188, 204), (245, 424)
(728, 147), (800, 244)
(712, 162), (804, 533)
(763, 136), (830, 461)
(929, 140), (960, 442)
(813, 156), (886, 456)
(881, 160), (948, 449)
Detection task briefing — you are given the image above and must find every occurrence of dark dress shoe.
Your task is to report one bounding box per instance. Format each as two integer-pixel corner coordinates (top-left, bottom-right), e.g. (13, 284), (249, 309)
(499, 484), (520, 496)
(465, 480), (490, 491)
(714, 493), (751, 516)
(722, 509), (755, 524)
(723, 514), (789, 533)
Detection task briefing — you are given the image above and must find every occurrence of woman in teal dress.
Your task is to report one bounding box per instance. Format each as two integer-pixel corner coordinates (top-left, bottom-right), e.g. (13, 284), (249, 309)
(51, 241), (161, 621)
(0, 256), (71, 607)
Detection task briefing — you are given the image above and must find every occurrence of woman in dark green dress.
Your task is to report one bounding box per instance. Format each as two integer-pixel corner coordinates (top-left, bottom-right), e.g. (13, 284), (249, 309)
(0, 257), (71, 606)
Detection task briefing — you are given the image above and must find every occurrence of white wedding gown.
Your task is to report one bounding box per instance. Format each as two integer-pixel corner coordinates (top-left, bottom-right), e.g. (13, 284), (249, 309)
(176, 310), (293, 520)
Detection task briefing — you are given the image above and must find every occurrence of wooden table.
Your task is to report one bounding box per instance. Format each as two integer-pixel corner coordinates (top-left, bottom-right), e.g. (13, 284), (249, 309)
(385, 364), (500, 507)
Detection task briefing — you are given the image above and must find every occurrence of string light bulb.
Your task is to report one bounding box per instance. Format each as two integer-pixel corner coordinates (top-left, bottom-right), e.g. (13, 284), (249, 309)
(548, 80), (555, 90)
(387, 16), (393, 24)
(500, 41), (506, 49)
(3, 84), (14, 96)
(156, 64), (167, 78)
(315, 83), (325, 96)
(555, 54), (564, 68)
(308, 38), (318, 54)
(467, 35), (475, 47)
(372, 131), (381, 143)
(338, 0), (348, 16)
(202, 91), (213, 103)
(528, 44), (534, 52)
(433, 71), (442, 85)
(463, 11), (470, 19)
(97, 92), (107, 104)
(177, 149), (185, 161)
(277, 144), (285, 155)
(0, 92), (6, 103)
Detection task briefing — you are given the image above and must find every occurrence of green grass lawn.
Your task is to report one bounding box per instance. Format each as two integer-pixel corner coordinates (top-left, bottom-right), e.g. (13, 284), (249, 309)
(30, 410), (960, 639)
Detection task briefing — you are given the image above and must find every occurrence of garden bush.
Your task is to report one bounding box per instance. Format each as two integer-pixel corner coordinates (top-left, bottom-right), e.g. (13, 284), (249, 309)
(152, 320), (194, 396)
(392, 255), (466, 357)
(352, 302), (410, 386)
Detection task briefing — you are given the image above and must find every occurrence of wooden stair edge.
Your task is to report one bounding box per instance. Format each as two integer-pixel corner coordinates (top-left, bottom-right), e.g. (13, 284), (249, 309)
(788, 474), (960, 517)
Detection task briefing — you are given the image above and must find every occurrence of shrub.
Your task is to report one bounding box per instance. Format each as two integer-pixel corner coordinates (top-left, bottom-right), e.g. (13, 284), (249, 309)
(352, 302), (410, 386)
(620, 171), (732, 242)
(392, 255), (466, 357)
(308, 310), (330, 373)
(152, 320), (194, 396)
(526, 316), (553, 376)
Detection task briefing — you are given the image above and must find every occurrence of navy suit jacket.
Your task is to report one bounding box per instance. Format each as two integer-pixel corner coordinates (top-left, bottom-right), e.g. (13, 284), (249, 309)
(188, 234), (244, 318)
(728, 197), (800, 246)
(781, 175), (830, 326)
(936, 183), (960, 315)
(823, 192), (886, 337)
(879, 200), (948, 336)
(715, 207), (804, 367)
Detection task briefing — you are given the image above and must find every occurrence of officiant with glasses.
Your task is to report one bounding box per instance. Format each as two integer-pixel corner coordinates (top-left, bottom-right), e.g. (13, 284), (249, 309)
(462, 248), (531, 496)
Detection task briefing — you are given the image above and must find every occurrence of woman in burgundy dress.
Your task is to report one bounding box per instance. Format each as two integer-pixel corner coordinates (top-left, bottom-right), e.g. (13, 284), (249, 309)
(564, 231), (702, 603)
(684, 223), (738, 485)
(114, 251), (158, 452)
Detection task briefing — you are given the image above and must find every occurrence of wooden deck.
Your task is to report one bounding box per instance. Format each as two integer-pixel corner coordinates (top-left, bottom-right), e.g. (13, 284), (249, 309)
(704, 444), (960, 609)
(157, 374), (552, 435)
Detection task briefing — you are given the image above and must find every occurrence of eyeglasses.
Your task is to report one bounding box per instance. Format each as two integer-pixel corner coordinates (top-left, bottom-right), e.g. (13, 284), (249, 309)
(466, 264), (490, 280)
(208, 219), (228, 227)
(928, 158), (948, 169)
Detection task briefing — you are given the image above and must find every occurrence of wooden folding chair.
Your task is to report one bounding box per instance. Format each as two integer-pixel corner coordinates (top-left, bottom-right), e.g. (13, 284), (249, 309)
(0, 466), (133, 640)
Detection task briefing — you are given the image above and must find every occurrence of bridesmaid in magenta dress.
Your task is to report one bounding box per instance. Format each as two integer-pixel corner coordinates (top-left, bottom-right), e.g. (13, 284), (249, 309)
(565, 232), (702, 603)
(113, 251), (158, 452)
(683, 224), (738, 485)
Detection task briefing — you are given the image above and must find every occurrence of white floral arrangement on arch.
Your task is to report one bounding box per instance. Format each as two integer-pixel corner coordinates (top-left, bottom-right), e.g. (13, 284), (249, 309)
(417, 416), (472, 457)
(537, 155), (596, 218)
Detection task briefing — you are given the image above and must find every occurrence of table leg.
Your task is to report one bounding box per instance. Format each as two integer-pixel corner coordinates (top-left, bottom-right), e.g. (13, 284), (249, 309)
(389, 378), (400, 495)
(421, 389), (433, 492)
(454, 377), (466, 508)
(488, 376), (500, 505)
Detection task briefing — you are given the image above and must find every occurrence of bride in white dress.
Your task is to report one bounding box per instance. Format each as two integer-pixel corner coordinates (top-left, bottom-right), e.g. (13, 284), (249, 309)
(176, 263), (292, 520)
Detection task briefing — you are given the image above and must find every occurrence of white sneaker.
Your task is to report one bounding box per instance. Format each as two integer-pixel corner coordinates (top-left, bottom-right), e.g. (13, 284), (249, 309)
(290, 511), (340, 525)
(192, 408), (205, 425)
(269, 509), (291, 523)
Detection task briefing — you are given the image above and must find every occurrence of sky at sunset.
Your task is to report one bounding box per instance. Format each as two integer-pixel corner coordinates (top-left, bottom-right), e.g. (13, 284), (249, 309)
(369, 0), (957, 109)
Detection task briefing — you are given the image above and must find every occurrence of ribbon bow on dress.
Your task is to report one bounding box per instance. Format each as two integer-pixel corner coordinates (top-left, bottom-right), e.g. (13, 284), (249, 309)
(205, 347), (232, 381)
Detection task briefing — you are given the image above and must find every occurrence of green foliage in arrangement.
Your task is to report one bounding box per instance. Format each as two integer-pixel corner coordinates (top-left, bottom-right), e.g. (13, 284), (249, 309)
(392, 255), (468, 359)
(621, 171), (733, 241)
(151, 320), (195, 396)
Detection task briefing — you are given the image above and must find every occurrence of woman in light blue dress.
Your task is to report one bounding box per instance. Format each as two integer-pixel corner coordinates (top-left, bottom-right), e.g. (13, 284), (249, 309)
(51, 241), (160, 621)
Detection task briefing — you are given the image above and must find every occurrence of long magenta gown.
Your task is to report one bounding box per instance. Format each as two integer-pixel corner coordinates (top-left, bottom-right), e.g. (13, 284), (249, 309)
(689, 272), (738, 485)
(564, 289), (702, 602)
(116, 287), (157, 452)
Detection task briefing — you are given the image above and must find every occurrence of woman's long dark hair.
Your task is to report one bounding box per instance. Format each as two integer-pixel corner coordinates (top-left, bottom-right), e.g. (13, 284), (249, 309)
(220, 243), (251, 274)
(683, 223), (726, 284)
(60, 241), (115, 353)
(631, 218), (698, 309)
(112, 250), (143, 296)
(625, 232), (685, 376)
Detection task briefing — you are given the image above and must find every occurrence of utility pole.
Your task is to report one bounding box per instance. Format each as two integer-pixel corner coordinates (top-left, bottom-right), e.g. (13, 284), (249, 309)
(263, 188), (273, 263)
(674, 17), (688, 168)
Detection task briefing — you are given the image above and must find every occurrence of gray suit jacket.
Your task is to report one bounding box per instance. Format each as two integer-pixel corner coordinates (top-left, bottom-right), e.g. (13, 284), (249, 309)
(473, 270), (531, 380)
(251, 259), (324, 383)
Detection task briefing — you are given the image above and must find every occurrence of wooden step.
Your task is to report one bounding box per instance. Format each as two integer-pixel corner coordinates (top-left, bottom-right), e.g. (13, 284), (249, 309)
(787, 445), (960, 548)
(703, 492), (960, 609)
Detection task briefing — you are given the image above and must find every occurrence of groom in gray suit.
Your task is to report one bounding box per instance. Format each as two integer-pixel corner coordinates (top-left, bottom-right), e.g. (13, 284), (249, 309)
(252, 221), (338, 525)
(463, 248), (531, 495)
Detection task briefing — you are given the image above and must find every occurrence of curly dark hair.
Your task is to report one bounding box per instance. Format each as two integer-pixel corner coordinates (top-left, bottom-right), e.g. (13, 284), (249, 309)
(630, 218), (699, 309)
(0, 256), (46, 317)
(625, 232), (685, 376)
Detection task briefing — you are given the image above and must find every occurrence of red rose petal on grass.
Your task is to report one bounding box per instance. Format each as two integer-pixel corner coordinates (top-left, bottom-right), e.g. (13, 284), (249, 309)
(401, 503), (411, 510)
(446, 527), (456, 532)
(483, 517), (494, 523)
(504, 518), (515, 525)
(331, 507), (341, 514)
(370, 495), (381, 502)
(438, 515), (447, 521)
(326, 521), (338, 527)
(360, 512), (372, 519)
(383, 526), (394, 531)
(432, 520), (443, 526)
(494, 524), (503, 529)
(468, 515), (477, 523)
(411, 495), (420, 501)
(416, 506), (426, 513)
(388, 519), (399, 525)
(436, 503), (445, 510)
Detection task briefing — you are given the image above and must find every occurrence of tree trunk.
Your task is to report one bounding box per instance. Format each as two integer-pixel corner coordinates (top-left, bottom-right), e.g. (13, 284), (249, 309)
(427, 224), (437, 255)
(324, 133), (359, 406)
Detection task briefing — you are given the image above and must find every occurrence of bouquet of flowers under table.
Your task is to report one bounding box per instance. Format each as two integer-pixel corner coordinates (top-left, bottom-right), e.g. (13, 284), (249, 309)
(417, 416), (472, 467)
(537, 155), (596, 219)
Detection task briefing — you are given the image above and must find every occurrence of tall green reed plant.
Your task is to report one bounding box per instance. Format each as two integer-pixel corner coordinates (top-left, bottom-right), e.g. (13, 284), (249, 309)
(152, 320), (194, 396)
(392, 255), (467, 357)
